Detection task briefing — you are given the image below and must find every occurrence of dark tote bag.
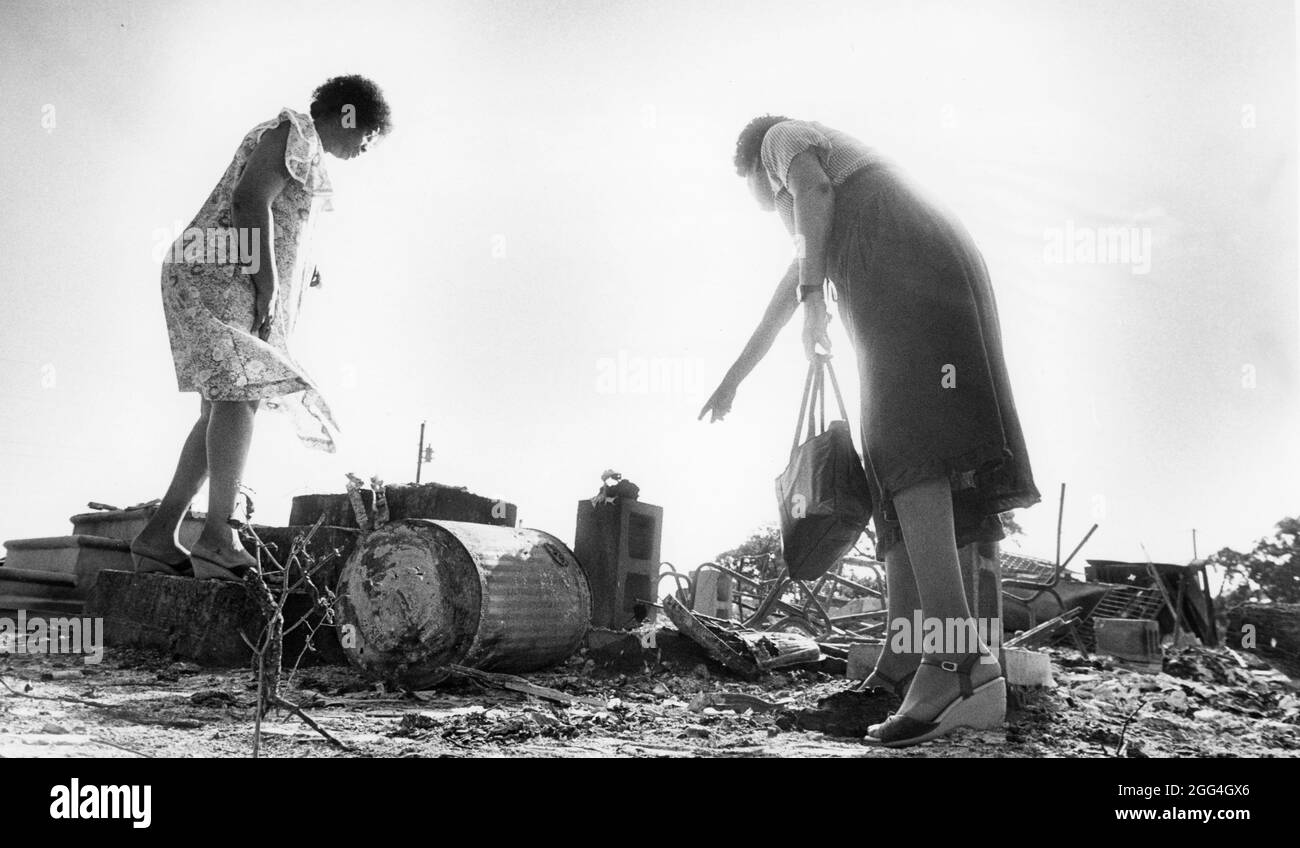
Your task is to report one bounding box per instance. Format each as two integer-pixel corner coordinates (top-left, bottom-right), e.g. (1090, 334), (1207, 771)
(775, 355), (873, 580)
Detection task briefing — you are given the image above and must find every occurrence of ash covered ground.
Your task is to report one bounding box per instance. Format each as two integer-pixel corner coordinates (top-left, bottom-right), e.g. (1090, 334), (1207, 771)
(2, 633), (1297, 758)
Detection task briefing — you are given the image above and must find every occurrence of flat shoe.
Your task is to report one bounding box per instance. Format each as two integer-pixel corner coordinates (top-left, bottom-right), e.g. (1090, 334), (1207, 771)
(129, 544), (193, 578)
(864, 654), (1006, 748)
(190, 545), (257, 582)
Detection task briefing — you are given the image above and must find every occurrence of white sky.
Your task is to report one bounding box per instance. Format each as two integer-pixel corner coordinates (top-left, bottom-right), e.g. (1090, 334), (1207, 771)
(0, 0), (1296, 572)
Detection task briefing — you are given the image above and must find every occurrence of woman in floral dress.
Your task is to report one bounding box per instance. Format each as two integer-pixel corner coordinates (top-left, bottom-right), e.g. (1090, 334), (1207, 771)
(131, 75), (392, 581)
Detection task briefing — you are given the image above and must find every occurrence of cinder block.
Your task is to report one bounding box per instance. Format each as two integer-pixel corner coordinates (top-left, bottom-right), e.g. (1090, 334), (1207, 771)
(691, 567), (733, 620)
(573, 499), (663, 629)
(1000, 646), (1054, 688)
(846, 642), (885, 679)
(1, 535), (131, 591)
(85, 570), (344, 667)
(69, 506), (204, 548)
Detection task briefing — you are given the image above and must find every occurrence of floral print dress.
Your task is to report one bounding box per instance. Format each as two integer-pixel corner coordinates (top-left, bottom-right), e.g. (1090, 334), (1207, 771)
(160, 108), (338, 452)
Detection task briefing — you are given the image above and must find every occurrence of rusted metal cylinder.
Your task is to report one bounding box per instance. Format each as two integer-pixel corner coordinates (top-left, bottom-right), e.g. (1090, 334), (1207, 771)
(337, 519), (591, 687)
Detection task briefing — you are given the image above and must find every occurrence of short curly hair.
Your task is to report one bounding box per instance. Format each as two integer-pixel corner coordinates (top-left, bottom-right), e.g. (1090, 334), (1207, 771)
(733, 114), (792, 176)
(310, 74), (393, 136)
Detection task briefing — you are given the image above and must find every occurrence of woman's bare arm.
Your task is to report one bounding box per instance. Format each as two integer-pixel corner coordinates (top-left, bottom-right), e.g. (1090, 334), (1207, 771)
(231, 121), (291, 340)
(737, 260), (802, 377)
(698, 150), (837, 422)
(698, 260), (800, 421)
(787, 150), (835, 358)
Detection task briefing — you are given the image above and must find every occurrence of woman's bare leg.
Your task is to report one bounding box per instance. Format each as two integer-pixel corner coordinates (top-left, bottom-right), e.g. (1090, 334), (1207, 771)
(195, 399), (260, 557)
(132, 398), (212, 560)
(888, 476), (1001, 721)
(863, 539), (922, 689)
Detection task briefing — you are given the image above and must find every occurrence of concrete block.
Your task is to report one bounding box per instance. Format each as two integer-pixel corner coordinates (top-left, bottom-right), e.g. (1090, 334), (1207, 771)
(69, 506), (204, 548)
(691, 567), (733, 620)
(85, 570), (344, 667)
(1000, 646), (1054, 688)
(1, 535), (131, 591)
(573, 499), (663, 629)
(846, 642), (885, 679)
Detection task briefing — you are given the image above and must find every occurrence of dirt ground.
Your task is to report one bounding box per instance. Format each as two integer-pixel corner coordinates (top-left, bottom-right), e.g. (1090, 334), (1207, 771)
(2, 637), (1297, 758)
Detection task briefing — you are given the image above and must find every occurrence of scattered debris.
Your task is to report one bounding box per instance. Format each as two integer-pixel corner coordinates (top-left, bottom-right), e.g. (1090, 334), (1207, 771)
(445, 665), (605, 709)
(688, 692), (788, 713)
(776, 688), (898, 737)
(1227, 602), (1300, 679)
(1, 638), (1296, 757)
(190, 690), (241, 708)
(1004, 607), (1082, 650)
(663, 595), (821, 680)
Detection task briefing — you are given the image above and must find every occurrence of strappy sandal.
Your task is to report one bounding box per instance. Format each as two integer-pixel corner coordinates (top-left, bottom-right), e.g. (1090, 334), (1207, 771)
(129, 542), (194, 578)
(853, 666), (916, 699)
(189, 544), (257, 582)
(864, 653), (1006, 748)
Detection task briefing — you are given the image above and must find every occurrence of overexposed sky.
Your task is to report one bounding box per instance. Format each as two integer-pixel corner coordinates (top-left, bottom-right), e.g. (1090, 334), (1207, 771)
(0, 0), (1296, 571)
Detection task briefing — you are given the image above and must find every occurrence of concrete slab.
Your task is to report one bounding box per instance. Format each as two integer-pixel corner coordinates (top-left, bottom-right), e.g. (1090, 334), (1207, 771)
(0, 568), (81, 614)
(85, 570), (344, 667)
(1, 535), (131, 591)
(69, 506), (205, 548)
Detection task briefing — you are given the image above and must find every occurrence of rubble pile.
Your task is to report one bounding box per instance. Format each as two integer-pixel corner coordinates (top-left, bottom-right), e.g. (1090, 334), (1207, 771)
(2, 632), (1295, 757)
(1010, 646), (1299, 757)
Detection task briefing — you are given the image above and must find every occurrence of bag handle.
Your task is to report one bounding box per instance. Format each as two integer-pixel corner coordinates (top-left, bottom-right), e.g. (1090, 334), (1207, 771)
(790, 354), (851, 457)
(791, 360), (817, 456)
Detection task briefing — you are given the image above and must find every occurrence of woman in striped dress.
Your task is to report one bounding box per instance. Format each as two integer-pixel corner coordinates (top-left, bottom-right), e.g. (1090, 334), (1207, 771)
(700, 116), (1040, 747)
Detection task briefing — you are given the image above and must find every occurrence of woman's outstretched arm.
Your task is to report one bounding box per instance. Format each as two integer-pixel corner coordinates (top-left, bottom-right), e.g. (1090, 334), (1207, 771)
(698, 150), (837, 422)
(231, 121), (291, 340)
(697, 260), (799, 422)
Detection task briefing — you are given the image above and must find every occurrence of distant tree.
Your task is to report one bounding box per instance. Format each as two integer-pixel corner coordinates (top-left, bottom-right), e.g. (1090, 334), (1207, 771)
(714, 522), (878, 580)
(1207, 516), (1300, 605)
(715, 524), (784, 578)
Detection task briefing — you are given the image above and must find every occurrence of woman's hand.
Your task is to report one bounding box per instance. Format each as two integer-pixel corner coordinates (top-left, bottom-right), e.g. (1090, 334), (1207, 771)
(253, 284), (277, 340)
(802, 298), (832, 360)
(698, 376), (739, 423)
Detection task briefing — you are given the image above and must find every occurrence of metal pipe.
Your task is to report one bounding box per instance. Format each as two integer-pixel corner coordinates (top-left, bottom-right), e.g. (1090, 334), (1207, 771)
(416, 420), (426, 484)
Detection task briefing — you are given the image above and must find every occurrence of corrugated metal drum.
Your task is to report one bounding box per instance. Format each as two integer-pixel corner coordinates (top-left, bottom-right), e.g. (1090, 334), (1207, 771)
(337, 519), (591, 687)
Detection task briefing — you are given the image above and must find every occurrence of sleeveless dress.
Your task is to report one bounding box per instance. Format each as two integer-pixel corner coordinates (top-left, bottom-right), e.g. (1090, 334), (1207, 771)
(760, 120), (1041, 556)
(160, 108), (338, 452)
